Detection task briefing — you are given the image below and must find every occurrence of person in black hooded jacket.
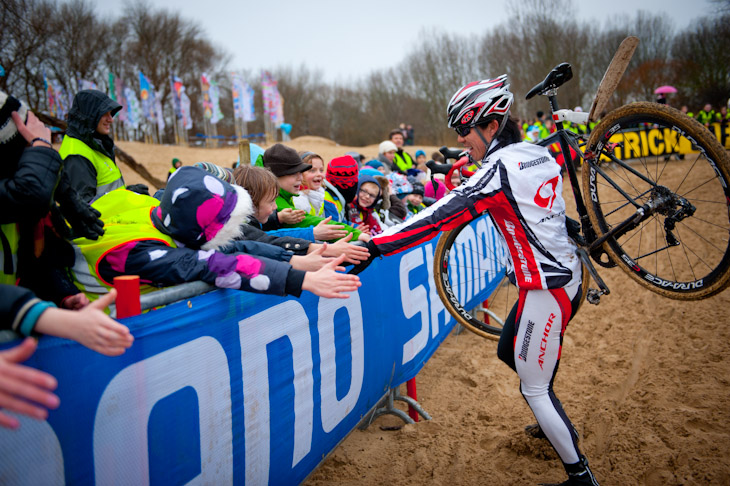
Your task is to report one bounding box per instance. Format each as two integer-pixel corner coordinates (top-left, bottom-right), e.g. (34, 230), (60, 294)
(59, 89), (147, 202)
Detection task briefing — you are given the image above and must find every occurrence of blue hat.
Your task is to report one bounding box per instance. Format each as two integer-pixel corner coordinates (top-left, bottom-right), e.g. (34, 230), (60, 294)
(236, 142), (266, 167)
(359, 167), (382, 178)
(415, 150), (426, 158)
(365, 160), (384, 169)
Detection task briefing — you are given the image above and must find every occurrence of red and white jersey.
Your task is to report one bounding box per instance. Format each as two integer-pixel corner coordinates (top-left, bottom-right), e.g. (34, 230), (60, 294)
(373, 140), (581, 290)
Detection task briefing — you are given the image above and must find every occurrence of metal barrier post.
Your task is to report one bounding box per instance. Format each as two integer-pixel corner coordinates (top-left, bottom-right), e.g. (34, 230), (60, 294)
(406, 378), (419, 422)
(358, 384), (431, 429)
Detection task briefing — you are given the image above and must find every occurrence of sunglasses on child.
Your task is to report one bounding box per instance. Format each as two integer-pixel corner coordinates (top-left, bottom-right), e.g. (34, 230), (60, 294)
(454, 125), (473, 137)
(359, 188), (379, 200)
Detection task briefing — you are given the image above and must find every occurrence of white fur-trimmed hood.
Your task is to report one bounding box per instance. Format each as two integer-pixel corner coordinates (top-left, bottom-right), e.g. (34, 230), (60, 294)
(153, 166), (255, 250)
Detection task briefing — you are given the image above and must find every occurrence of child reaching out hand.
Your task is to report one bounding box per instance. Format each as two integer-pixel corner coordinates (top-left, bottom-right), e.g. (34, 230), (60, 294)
(233, 164), (370, 266)
(262, 144), (370, 242)
(3, 284), (133, 357)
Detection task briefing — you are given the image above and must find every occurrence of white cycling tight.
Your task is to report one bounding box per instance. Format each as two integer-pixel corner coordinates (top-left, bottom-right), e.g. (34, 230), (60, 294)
(497, 280), (583, 465)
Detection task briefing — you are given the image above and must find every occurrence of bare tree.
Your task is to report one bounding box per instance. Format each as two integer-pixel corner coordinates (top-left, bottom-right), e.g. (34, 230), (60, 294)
(121, 0), (227, 140)
(329, 84), (370, 146)
(44, 0), (111, 94)
(671, 14), (730, 108)
(399, 30), (474, 145)
(0, 0), (58, 107)
(710, 0), (730, 14)
(272, 64), (331, 139)
(481, 0), (590, 120)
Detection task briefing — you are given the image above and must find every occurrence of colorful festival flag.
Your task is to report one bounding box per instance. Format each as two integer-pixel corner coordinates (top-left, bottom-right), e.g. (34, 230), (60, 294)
(210, 80), (223, 124)
(154, 89), (165, 132)
(180, 89), (192, 130)
(43, 71), (70, 119)
(108, 72), (116, 101)
(200, 73), (213, 120)
(261, 71), (284, 127)
(231, 72), (245, 120)
(139, 71), (157, 123)
(77, 77), (98, 92)
(170, 75), (183, 120)
(124, 86), (141, 130)
(244, 83), (256, 122)
(113, 76), (127, 123)
(230, 73), (255, 122)
(275, 95), (285, 127)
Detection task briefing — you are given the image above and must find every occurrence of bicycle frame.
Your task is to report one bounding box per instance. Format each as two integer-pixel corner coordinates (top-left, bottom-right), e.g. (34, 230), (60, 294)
(539, 92), (598, 244)
(538, 93), (675, 262)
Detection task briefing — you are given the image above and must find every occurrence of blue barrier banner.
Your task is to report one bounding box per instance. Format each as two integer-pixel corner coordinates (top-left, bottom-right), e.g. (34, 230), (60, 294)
(0, 216), (504, 485)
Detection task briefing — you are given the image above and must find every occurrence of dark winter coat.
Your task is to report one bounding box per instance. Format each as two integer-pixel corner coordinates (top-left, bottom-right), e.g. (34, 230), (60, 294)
(62, 90), (122, 202)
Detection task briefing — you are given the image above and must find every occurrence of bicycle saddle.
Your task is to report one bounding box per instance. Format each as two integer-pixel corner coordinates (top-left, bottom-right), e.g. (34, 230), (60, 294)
(525, 63), (573, 99)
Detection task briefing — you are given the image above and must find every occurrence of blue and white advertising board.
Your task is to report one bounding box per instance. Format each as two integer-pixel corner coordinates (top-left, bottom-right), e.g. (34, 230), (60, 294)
(0, 216), (505, 485)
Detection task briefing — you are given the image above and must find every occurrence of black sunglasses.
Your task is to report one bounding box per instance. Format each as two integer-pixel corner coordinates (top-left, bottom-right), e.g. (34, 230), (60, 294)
(454, 125), (472, 137)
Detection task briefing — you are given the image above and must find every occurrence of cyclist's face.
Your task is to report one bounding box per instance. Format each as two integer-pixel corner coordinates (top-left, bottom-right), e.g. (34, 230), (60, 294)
(457, 120), (498, 161)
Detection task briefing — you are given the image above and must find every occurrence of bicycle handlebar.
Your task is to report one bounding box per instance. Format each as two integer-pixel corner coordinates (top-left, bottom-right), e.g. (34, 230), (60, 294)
(427, 157), (474, 191)
(439, 145), (464, 160)
(426, 160), (452, 175)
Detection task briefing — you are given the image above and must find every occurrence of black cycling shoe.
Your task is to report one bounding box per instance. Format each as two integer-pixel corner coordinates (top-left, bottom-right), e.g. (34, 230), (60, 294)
(539, 456), (599, 486)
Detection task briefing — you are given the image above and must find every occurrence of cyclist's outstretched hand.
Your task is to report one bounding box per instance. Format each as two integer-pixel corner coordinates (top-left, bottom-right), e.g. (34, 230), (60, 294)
(319, 233), (370, 264)
(348, 240), (381, 275)
(302, 254), (361, 299)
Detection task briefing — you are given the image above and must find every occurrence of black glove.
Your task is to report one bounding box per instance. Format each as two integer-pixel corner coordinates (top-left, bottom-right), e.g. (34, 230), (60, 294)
(348, 239), (381, 275)
(55, 172), (104, 240)
(126, 183), (150, 196)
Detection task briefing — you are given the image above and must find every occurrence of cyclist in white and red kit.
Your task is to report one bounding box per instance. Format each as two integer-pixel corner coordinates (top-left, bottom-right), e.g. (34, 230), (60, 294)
(352, 76), (599, 485)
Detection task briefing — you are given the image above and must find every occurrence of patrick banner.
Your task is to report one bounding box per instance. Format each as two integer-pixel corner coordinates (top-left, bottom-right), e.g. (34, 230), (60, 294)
(0, 216), (505, 485)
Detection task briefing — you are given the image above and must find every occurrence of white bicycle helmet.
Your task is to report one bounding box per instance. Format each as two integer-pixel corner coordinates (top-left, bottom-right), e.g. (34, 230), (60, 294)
(447, 75), (513, 137)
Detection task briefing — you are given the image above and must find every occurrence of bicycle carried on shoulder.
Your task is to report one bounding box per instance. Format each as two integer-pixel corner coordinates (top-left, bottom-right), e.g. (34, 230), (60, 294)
(428, 61), (730, 341)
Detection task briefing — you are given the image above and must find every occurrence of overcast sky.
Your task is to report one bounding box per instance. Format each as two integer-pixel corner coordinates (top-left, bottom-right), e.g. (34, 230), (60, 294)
(94, 0), (716, 82)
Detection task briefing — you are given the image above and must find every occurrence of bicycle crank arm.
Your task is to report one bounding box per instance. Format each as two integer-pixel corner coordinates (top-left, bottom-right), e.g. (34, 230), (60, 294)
(576, 247), (610, 305)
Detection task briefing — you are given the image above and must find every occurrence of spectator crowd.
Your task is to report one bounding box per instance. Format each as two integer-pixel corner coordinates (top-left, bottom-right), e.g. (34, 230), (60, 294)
(0, 88), (465, 429)
(2, 83), (728, 430)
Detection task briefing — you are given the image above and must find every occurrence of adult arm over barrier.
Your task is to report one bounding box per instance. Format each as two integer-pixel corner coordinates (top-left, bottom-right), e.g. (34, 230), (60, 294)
(0, 215), (505, 485)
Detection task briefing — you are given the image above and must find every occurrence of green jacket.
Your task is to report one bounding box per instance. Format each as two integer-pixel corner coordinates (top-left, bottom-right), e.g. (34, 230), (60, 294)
(276, 188), (361, 241)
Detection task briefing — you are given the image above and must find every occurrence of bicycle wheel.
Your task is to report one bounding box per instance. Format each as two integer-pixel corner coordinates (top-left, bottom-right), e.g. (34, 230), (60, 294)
(582, 102), (730, 300)
(433, 216), (511, 340)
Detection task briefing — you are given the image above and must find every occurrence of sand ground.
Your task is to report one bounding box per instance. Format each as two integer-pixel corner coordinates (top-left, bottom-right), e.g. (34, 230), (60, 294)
(116, 138), (730, 486)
